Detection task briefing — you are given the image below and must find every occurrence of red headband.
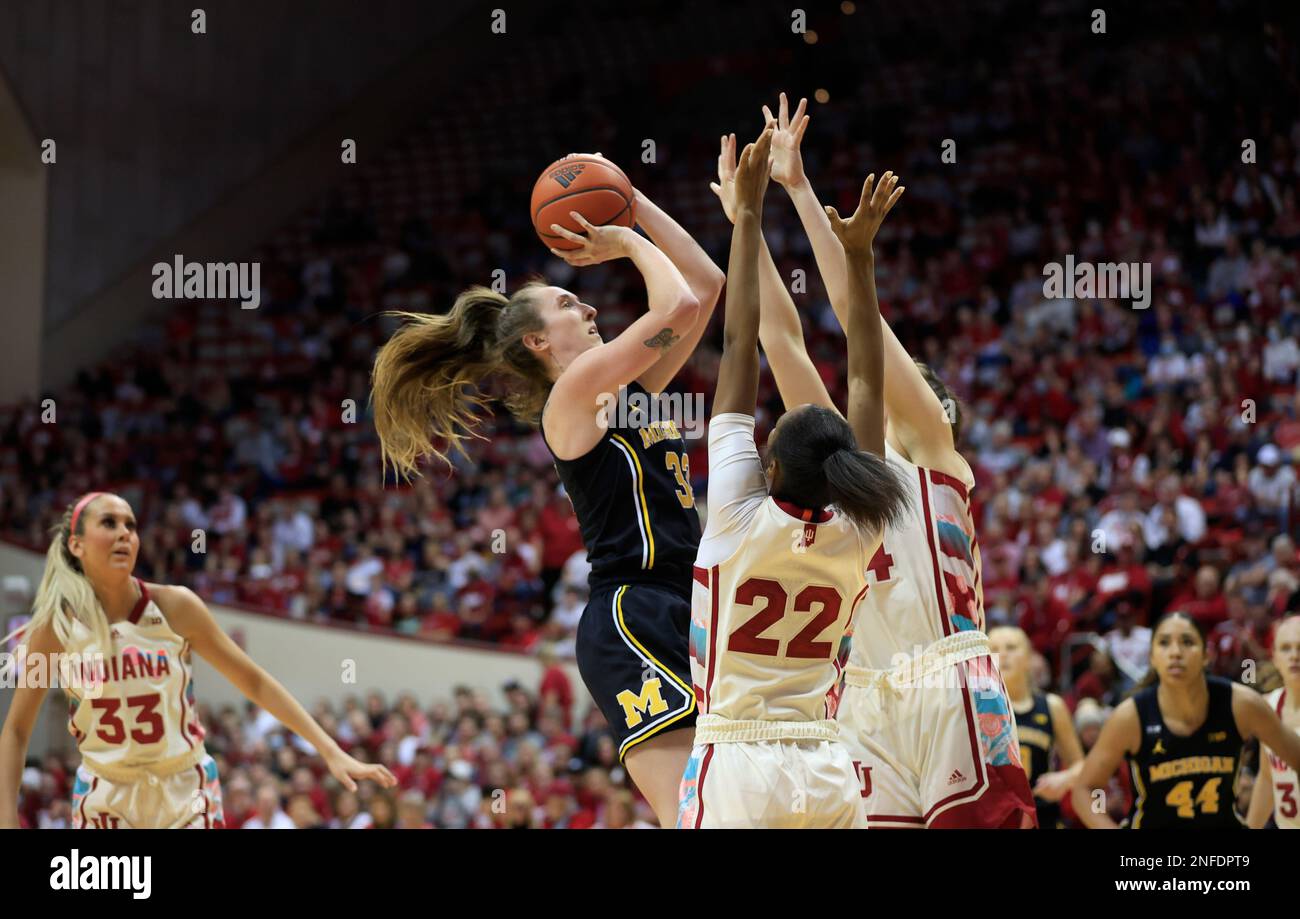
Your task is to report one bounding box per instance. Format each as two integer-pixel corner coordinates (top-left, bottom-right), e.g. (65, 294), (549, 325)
(68, 492), (106, 543)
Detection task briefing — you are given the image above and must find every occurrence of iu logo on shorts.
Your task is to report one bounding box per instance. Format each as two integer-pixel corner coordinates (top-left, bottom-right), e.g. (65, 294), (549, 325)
(86, 814), (122, 829)
(853, 761), (873, 799)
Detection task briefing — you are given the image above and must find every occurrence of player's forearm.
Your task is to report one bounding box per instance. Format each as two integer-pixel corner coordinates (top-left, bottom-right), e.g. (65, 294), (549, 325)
(723, 207), (762, 350)
(624, 232), (700, 319)
(634, 190), (726, 298)
(880, 311), (955, 450)
(0, 725), (31, 828)
(845, 253), (886, 456)
(757, 235), (805, 346)
(786, 174), (849, 325)
(248, 674), (344, 761)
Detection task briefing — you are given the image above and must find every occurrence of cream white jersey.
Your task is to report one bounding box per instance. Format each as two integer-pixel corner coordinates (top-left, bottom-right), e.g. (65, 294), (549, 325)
(847, 441), (983, 670)
(61, 580), (208, 773)
(690, 414), (882, 724)
(1265, 688), (1300, 828)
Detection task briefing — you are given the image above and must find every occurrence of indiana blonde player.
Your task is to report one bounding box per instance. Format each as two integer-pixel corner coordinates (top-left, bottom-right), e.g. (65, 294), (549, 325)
(1248, 614), (1300, 828)
(677, 130), (907, 828)
(988, 626), (1085, 828)
(0, 492), (395, 829)
(718, 93), (1034, 827)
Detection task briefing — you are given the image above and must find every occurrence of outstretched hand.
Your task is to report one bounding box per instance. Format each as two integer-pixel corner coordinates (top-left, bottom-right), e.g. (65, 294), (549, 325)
(709, 133), (739, 224)
(762, 92), (809, 188)
(733, 126), (773, 215)
(326, 749), (397, 793)
(824, 170), (904, 256)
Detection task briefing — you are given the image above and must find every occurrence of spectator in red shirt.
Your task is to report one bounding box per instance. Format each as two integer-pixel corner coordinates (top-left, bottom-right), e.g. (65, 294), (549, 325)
(1167, 564), (1229, 630)
(395, 790), (433, 829)
(419, 593), (461, 640)
(541, 780), (576, 829)
(1070, 645), (1123, 710)
(538, 490), (583, 599)
(538, 645), (575, 730)
(1208, 595), (1270, 679)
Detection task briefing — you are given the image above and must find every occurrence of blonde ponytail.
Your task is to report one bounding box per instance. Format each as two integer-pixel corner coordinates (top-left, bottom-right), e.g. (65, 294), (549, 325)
(4, 500), (113, 657)
(370, 281), (554, 481)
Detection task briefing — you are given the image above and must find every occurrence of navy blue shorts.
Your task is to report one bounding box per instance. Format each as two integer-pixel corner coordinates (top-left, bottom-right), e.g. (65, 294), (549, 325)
(576, 581), (697, 761)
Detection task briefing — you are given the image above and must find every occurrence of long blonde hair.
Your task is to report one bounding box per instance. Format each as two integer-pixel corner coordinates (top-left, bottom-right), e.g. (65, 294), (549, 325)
(4, 497), (115, 656)
(370, 282), (554, 481)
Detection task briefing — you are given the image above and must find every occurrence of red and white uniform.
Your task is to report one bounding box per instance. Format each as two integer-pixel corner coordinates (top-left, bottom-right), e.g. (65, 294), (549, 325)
(837, 442), (1035, 828)
(1265, 688), (1300, 828)
(676, 414), (879, 829)
(64, 579), (223, 829)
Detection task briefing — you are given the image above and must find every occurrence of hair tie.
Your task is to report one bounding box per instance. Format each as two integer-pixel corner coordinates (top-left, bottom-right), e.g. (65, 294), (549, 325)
(68, 492), (105, 543)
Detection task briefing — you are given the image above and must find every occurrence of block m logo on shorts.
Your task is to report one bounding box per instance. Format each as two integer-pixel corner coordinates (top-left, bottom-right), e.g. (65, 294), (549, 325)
(616, 678), (669, 728)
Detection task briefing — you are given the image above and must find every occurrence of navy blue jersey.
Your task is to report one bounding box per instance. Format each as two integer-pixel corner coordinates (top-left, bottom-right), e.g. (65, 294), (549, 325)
(1014, 693), (1060, 828)
(1126, 676), (1245, 829)
(542, 381), (701, 594)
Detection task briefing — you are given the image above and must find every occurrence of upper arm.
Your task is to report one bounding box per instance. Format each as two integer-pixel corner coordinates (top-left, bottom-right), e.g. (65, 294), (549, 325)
(711, 327), (760, 418)
(156, 585), (265, 698)
(1079, 699), (1139, 789)
(549, 301), (701, 435)
(765, 338), (837, 413)
(879, 321), (958, 466)
(637, 278), (721, 395)
(1048, 693), (1086, 766)
(698, 414), (768, 560)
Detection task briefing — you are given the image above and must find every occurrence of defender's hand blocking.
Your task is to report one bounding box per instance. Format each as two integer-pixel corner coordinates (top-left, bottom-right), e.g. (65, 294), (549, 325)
(762, 92), (809, 188)
(825, 171), (904, 256)
(709, 132), (740, 224)
(733, 126), (773, 214)
(548, 212), (633, 266)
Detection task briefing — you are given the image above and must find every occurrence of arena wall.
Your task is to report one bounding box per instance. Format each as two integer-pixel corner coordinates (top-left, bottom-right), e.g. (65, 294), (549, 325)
(0, 540), (588, 757)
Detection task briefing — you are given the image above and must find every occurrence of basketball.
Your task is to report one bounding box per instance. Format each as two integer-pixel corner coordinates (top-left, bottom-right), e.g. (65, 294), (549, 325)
(531, 154), (636, 250)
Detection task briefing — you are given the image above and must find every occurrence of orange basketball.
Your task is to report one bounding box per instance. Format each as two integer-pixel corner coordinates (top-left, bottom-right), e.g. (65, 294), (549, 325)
(531, 154), (636, 251)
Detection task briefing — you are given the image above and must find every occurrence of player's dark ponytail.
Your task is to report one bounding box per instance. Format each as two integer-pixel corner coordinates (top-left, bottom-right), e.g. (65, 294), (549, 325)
(371, 281), (552, 480)
(770, 405), (908, 536)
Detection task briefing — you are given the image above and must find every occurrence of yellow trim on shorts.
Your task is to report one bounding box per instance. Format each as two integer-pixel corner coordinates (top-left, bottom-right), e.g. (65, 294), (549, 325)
(614, 584), (694, 761)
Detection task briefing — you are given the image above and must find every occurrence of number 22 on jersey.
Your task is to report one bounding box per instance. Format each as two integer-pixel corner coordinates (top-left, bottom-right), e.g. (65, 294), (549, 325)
(727, 578), (845, 660)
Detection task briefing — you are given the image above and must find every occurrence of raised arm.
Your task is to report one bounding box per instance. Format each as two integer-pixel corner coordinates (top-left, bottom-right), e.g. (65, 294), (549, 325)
(824, 172), (904, 457)
(711, 131), (834, 413)
(771, 93), (956, 465)
(631, 188), (726, 393)
(546, 220), (701, 443)
(712, 127), (772, 417)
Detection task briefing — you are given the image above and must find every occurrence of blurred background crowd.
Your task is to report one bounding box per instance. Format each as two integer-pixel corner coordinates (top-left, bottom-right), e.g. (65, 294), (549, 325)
(4, 0), (1299, 826)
